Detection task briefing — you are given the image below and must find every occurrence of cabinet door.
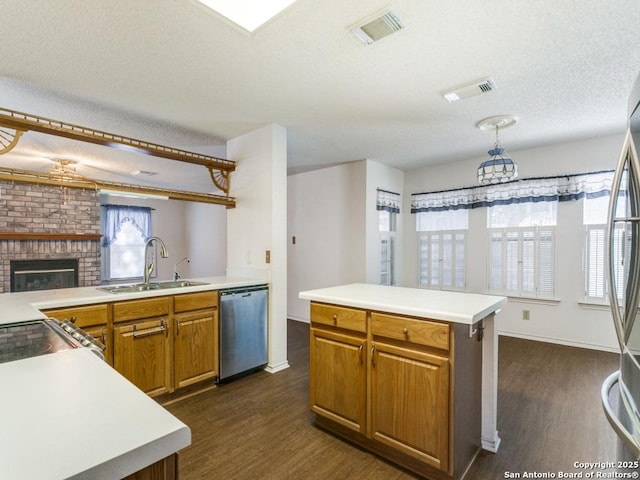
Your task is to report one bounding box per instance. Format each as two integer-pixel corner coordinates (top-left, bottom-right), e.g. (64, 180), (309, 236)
(370, 341), (450, 472)
(113, 318), (171, 397)
(310, 327), (367, 434)
(174, 309), (217, 389)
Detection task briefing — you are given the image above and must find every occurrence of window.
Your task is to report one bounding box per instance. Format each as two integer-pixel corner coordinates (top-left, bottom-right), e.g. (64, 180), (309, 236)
(101, 205), (152, 281)
(377, 189), (401, 286)
(583, 194), (625, 301)
(488, 202), (556, 298)
(489, 227), (555, 297)
(411, 170), (615, 299)
(379, 209), (397, 286)
(416, 209), (467, 290)
(418, 230), (466, 289)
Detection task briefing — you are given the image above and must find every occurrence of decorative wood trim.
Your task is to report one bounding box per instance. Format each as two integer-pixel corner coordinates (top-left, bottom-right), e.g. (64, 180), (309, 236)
(0, 233), (101, 241)
(0, 108), (235, 172)
(0, 107), (236, 197)
(0, 167), (236, 207)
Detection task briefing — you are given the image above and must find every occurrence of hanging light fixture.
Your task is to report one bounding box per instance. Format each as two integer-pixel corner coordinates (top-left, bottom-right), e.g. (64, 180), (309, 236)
(49, 158), (79, 205)
(476, 115), (518, 185)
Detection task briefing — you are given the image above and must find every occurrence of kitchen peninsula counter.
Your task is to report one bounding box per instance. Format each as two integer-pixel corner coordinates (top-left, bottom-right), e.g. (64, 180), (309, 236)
(0, 275), (265, 324)
(0, 275), (266, 479)
(0, 347), (190, 480)
(299, 283), (507, 479)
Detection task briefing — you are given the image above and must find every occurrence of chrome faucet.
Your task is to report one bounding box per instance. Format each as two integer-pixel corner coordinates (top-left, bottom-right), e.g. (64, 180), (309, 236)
(143, 236), (168, 285)
(174, 257), (190, 280)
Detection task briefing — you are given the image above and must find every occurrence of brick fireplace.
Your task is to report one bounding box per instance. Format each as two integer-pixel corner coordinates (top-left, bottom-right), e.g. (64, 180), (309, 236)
(0, 181), (102, 293)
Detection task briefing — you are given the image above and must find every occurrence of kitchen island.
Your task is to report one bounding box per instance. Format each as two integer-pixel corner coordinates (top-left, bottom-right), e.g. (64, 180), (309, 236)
(299, 283), (506, 480)
(0, 275), (265, 479)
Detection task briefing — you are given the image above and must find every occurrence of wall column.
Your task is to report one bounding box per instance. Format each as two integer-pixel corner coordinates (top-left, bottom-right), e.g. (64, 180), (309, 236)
(227, 124), (289, 373)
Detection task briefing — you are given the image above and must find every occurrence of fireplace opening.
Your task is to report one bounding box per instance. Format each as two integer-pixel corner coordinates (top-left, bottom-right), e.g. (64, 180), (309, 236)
(10, 259), (79, 292)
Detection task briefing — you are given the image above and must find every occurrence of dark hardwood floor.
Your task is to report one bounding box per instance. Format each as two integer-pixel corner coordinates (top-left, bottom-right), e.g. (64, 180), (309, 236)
(164, 320), (620, 480)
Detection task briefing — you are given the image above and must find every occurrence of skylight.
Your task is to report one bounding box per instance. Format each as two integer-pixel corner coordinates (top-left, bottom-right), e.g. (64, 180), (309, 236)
(196, 0), (297, 32)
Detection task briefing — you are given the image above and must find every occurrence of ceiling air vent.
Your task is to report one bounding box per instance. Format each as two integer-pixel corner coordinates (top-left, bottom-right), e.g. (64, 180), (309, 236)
(350, 10), (404, 45)
(441, 77), (497, 103)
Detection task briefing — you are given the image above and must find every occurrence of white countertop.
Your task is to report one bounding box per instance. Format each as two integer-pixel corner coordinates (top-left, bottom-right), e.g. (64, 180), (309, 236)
(0, 348), (190, 480)
(0, 275), (266, 478)
(299, 283), (507, 324)
(0, 275), (267, 324)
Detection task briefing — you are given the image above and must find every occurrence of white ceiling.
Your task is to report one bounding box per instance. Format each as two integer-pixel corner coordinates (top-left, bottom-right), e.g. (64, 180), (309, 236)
(0, 0), (639, 194)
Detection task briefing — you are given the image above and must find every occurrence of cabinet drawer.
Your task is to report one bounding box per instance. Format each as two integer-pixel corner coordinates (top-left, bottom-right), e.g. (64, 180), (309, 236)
(174, 291), (218, 313)
(113, 297), (170, 323)
(42, 304), (108, 328)
(311, 303), (366, 333)
(371, 312), (449, 351)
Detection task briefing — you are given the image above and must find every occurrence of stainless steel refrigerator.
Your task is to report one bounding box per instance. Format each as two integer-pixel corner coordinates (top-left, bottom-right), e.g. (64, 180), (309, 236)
(602, 72), (640, 461)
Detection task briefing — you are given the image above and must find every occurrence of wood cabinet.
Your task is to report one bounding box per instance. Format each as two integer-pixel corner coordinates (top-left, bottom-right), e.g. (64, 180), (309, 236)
(370, 340), (450, 471)
(173, 292), (218, 389)
(310, 327), (367, 433)
(40, 288), (229, 398)
(310, 303), (481, 480)
(42, 303), (112, 365)
(113, 297), (172, 396)
(369, 312), (451, 472)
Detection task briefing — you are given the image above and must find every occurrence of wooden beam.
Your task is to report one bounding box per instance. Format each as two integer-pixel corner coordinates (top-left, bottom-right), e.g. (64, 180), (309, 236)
(0, 167), (236, 208)
(0, 107), (235, 172)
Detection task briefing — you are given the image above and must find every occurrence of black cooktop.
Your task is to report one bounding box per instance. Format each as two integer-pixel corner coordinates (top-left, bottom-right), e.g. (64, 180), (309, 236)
(0, 321), (73, 364)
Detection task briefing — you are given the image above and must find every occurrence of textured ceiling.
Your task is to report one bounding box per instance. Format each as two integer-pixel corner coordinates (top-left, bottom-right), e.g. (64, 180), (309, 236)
(0, 0), (639, 193)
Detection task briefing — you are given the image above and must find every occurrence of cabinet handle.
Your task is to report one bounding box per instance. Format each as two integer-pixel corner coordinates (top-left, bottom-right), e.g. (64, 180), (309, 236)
(70, 316), (77, 324)
(132, 320), (166, 339)
(402, 327), (408, 335)
(100, 329), (106, 345)
(358, 343), (363, 363)
(176, 319), (180, 336)
(333, 314), (337, 324)
(371, 345), (376, 367)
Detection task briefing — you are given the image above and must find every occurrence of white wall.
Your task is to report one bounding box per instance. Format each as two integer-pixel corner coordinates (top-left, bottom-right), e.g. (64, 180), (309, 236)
(365, 160), (405, 284)
(402, 133), (626, 351)
(287, 159), (404, 322)
(227, 124), (289, 373)
(184, 202), (227, 277)
(287, 161), (367, 321)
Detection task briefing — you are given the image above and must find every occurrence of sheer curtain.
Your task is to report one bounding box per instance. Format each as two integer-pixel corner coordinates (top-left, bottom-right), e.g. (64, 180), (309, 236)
(102, 205), (152, 247)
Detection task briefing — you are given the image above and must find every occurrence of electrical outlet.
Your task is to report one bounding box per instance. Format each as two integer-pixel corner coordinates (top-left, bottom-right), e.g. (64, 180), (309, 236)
(522, 309), (530, 321)
(265, 250), (271, 264)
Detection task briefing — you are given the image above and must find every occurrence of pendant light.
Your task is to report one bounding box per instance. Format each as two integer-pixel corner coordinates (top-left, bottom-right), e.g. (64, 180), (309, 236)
(476, 115), (518, 185)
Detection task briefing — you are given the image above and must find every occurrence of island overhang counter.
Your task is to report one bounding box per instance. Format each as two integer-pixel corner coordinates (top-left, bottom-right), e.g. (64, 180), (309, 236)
(299, 283), (507, 480)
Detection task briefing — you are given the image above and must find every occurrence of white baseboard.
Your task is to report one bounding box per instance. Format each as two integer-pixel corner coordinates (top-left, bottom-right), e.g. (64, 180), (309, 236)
(499, 330), (619, 353)
(287, 315), (309, 324)
(265, 360), (290, 374)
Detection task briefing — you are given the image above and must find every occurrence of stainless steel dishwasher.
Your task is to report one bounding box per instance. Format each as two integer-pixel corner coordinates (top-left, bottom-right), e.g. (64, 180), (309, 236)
(218, 284), (268, 382)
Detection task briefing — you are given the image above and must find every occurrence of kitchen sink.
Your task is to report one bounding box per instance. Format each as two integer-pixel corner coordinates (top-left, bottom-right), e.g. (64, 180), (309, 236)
(98, 280), (209, 294)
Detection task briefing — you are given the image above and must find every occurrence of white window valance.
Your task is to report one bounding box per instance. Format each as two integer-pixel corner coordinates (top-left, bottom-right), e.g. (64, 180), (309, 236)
(410, 170), (614, 213)
(377, 188), (401, 213)
(102, 205), (152, 247)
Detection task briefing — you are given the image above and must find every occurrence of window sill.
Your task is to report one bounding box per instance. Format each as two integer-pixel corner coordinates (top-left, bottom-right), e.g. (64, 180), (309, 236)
(500, 295), (561, 306)
(578, 299), (611, 311)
